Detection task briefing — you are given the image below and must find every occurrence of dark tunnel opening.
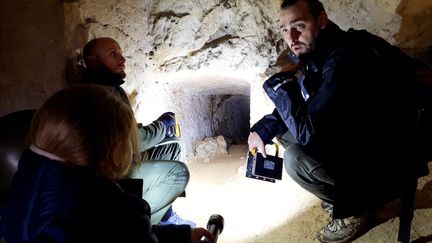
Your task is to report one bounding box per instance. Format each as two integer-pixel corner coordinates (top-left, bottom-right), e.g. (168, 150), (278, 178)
(210, 94), (250, 145)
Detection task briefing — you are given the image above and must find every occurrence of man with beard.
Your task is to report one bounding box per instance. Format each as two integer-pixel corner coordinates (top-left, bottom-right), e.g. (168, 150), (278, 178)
(81, 37), (195, 227)
(248, 0), (430, 242)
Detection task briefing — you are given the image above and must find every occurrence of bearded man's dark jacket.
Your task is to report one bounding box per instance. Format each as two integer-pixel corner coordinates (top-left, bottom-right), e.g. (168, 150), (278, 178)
(252, 21), (430, 218)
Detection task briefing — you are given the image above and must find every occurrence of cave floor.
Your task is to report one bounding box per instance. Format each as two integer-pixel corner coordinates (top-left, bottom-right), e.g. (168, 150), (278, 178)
(173, 145), (432, 243)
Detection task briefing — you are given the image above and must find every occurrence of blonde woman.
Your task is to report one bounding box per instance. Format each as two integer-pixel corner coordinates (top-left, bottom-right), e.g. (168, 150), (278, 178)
(0, 85), (212, 243)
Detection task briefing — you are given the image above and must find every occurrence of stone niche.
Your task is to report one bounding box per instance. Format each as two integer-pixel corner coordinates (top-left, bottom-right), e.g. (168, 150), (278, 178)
(1, 0), (431, 156)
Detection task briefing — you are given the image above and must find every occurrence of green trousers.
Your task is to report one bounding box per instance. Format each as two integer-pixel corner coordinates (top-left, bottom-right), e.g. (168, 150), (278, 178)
(130, 121), (189, 224)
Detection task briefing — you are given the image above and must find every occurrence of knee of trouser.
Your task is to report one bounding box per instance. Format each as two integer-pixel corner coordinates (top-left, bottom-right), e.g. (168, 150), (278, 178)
(283, 145), (335, 186)
(156, 160), (190, 181)
(173, 160), (190, 184)
(130, 160), (189, 180)
(283, 144), (303, 177)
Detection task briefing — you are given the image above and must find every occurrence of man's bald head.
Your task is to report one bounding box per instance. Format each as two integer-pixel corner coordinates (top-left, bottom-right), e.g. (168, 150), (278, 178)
(83, 38), (119, 65)
(82, 37), (126, 79)
(83, 38), (102, 65)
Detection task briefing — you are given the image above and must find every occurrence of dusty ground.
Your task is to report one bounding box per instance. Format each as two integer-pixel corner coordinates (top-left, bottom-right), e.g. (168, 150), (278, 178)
(174, 145), (432, 243)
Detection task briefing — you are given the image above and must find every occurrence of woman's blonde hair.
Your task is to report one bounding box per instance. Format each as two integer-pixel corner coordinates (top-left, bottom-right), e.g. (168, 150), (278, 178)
(31, 84), (140, 179)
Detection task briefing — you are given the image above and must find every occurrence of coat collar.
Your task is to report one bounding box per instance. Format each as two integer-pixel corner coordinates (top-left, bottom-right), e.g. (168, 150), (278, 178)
(82, 69), (125, 87)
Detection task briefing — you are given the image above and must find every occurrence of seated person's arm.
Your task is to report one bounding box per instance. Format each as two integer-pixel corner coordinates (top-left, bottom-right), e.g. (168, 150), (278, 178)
(137, 121), (167, 151)
(137, 112), (177, 152)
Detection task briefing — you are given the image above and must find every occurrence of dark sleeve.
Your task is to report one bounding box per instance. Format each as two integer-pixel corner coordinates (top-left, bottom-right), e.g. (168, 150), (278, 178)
(250, 109), (287, 144)
(152, 224), (191, 243)
(0, 151), (78, 242)
(287, 50), (346, 146)
(262, 71), (319, 146)
(73, 178), (160, 243)
(278, 80), (312, 145)
(105, 189), (191, 243)
(137, 121), (167, 151)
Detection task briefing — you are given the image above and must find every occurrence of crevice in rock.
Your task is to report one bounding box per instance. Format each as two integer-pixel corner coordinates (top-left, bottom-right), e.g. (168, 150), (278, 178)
(85, 18), (136, 42)
(151, 11), (190, 26)
(159, 34), (242, 69)
(199, 0), (236, 22)
(189, 34), (240, 56)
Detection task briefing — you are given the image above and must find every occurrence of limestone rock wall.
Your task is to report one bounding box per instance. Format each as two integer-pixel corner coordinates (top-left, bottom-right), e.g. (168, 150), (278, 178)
(321, 0), (432, 63)
(1, 0), (431, 156)
(64, 0), (280, 153)
(0, 0), (67, 116)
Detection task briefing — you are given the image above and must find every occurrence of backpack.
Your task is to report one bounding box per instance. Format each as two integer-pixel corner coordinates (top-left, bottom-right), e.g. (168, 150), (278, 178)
(346, 28), (432, 170)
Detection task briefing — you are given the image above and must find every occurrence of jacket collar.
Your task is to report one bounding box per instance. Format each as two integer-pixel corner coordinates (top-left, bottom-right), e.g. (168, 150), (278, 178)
(82, 69), (125, 87)
(29, 144), (64, 162)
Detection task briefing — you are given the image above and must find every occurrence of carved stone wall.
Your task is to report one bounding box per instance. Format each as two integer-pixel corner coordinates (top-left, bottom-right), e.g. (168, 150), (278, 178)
(1, 0), (431, 155)
(0, 0), (66, 116)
